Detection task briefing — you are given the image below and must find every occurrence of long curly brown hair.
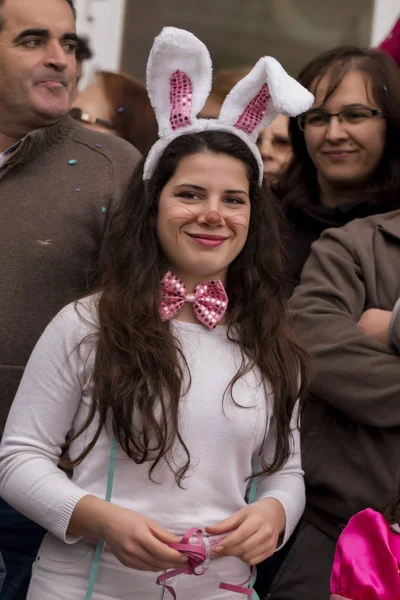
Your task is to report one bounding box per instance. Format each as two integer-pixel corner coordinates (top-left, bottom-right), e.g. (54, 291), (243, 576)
(66, 130), (310, 486)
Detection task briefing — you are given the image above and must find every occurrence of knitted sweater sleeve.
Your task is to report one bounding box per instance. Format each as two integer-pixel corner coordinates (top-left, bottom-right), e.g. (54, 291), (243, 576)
(255, 400), (304, 548)
(0, 300), (97, 543)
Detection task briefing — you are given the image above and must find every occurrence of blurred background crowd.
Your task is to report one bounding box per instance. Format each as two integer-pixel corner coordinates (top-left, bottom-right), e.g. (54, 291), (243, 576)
(71, 0), (400, 290)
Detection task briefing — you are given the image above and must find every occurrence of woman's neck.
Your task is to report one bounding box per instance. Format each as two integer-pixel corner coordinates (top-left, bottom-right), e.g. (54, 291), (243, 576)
(318, 175), (362, 208)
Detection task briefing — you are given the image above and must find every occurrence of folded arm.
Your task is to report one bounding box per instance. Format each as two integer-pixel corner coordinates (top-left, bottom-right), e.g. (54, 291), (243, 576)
(289, 226), (400, 428)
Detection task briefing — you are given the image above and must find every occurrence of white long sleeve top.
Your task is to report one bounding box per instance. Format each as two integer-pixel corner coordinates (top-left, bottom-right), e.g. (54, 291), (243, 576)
(0, 296), (305, 546)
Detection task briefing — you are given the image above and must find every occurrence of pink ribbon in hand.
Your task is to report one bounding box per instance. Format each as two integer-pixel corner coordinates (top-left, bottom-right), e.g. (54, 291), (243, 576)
(156, 528), (254, 599)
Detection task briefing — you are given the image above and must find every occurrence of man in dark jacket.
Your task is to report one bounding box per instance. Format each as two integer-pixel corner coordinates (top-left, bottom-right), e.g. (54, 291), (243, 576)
(0, 0), (140, 597)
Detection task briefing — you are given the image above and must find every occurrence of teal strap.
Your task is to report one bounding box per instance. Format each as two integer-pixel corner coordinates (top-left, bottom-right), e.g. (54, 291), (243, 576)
(247, 457), (260, 505)
(247, 474), (258, 506)
(247, 462), (259, 596)
(84, 436), (118, 600)
(249, 567), (260, 600)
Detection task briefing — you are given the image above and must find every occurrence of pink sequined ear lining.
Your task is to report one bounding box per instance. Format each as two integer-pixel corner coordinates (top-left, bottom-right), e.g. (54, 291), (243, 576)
(170, 70), (193, 130)
(235, 83), (270, 134)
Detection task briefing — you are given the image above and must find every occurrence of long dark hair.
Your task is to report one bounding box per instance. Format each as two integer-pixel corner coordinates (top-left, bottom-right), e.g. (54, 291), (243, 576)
(66, 130), (310, 486)
(280, 46), (400, 210)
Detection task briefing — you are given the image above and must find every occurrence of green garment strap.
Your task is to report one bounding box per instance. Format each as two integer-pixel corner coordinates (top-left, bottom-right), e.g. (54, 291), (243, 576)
(250, 567), (260, 600)
(248, 462), (260, 599)
(247, 474), (258, 506)
(84, 436), (118, 600)
(247, 457), (260, 505)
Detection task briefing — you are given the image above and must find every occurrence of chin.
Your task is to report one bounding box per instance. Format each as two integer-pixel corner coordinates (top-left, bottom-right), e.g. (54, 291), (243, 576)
(323, 170), (366, 186)
(33, 97), (71, 121)
(178, 263), (228, 281)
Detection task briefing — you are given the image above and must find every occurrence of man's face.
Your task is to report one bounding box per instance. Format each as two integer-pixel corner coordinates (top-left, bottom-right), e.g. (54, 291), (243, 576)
(0, 0), (77, 133)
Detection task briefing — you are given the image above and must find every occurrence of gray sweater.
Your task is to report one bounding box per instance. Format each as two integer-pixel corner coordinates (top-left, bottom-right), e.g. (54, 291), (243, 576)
(0, 297), (304, 599)
(0, 116), (140, 435)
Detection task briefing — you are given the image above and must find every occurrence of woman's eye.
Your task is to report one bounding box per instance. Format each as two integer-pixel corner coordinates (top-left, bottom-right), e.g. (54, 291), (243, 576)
(307, 114), (326, 126)
(344, 110), (369, 122)
(177, 192), (199, 200)
(224, 197), (245, 205)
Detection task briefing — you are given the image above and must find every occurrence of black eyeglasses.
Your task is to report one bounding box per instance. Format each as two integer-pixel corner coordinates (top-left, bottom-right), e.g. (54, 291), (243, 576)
(70, 107), (114, 130)
(297, 107), (384, 131)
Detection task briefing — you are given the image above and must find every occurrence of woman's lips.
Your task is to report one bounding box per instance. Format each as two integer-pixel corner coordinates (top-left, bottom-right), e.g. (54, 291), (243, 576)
(186, 233), (227, 247)
(323, 150), (355, 161)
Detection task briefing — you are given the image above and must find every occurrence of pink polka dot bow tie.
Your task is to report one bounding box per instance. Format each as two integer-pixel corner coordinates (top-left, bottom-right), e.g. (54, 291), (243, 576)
(159, 271), (228, 329)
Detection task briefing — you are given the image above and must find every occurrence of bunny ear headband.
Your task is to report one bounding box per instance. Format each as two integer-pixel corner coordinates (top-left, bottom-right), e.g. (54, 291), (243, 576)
(143, 27), (314, 186)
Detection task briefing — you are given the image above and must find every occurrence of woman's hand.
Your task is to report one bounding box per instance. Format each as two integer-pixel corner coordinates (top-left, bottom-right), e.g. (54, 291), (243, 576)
(101, 504), (188, 572)
(357, 309), (392, 344)
(205, 497), (286, 565)
(69, 496), (187, 572)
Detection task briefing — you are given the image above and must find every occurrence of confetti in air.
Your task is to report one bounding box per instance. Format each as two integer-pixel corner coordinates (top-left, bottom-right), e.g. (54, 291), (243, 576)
(68, 159), (77, 165)
(96, 144), (102, 148)
(101, 206), (107, 213)
(117, 106), (125, 113)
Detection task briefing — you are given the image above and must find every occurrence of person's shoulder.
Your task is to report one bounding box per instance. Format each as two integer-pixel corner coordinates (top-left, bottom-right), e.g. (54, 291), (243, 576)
(70, 123), (141, 166)
(336, 208), (400, 238)
(51, 293), (100, 337)
(310, 209), (400, 263)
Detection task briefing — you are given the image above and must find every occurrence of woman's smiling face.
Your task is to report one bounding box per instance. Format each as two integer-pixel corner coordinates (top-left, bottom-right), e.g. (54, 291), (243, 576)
(304, 69), (386, 190)
(156, 151), (251, 285)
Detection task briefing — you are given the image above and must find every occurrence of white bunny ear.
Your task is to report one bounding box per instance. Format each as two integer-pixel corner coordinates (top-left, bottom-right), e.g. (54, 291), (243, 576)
(146, 27), (212, 137)
(219, 56), (314, 141)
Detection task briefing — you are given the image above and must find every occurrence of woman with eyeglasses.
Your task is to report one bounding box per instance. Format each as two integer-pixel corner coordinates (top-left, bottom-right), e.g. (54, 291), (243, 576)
(276, 46), (400, 292)
(254, 45), (400, 600)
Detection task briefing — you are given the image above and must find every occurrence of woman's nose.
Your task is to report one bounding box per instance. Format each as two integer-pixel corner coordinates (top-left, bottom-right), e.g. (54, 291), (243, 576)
(198, 209), (224, 226)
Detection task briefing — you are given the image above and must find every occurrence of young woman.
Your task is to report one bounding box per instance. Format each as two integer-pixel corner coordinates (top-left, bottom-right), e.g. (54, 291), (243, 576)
(278, 45), (400, 290)
(0, 28), (313, 600)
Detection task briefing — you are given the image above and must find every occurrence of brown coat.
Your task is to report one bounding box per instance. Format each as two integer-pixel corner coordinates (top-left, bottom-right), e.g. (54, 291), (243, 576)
(0, 116), (140, 436)
(289, 209), (400, 540)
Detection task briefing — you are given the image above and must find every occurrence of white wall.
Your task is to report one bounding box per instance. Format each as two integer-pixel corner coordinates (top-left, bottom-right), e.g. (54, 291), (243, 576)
(371, 0), (400, 45)
(73, 0), (127, 88)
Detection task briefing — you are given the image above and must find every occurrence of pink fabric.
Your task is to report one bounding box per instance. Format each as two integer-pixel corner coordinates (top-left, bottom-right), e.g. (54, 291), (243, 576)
(159, 271), (228, 329)
(170, 70), (193, 131)
(235, 83), (270, 135)
(330, 508), (400, 600)
(378, 18), (400, 68)
(157, 528), (253, 599)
